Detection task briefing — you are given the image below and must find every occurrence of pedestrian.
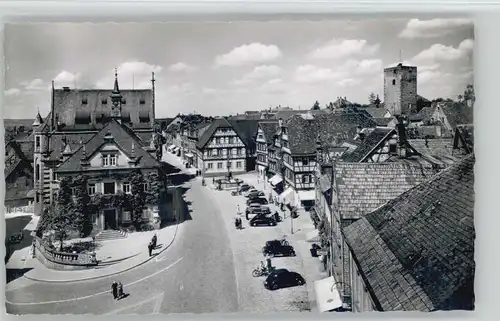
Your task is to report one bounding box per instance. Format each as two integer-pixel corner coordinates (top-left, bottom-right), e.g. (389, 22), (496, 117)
(148, 242), (153, 257)
(237, 204), (241, 215)
(152, 233), (157, 248)
(111, 281), (118, 299)
(118, 282), (124, 299)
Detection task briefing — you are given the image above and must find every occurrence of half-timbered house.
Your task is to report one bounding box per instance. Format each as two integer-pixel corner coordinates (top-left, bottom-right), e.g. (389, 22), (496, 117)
(255, 121), (279, 180)
(195, 117), (259, 177)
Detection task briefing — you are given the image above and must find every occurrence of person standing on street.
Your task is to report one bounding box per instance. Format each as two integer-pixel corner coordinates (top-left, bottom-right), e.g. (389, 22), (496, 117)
(237, 204), (241, 215)
(148, 242), (153, 257)
(118, 282), (124, 299)
(111, 281), (118, 299)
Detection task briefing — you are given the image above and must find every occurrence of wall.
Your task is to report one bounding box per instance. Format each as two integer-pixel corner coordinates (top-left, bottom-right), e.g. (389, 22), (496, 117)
(349, 253), (375, 312)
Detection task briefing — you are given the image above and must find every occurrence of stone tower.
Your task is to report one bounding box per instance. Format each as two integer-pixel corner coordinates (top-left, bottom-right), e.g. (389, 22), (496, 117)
(384, 63), (417, 116)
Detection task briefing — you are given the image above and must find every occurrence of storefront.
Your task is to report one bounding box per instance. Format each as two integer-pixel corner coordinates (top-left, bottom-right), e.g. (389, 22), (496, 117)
(184, 152), (194, 166)
(298, 190), (315, 210)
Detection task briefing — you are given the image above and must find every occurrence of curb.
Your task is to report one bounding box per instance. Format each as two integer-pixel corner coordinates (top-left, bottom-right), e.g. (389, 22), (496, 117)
(23, 212), (182, 283)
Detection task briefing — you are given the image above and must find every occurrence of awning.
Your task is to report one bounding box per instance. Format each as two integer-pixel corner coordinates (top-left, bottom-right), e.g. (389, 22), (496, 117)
(306, 229), (320, 242)
(314, 276), (343, 312)
(269, 175), (283, 186)
(279, 187), (297, 206)
(298, 190), (316, 202)
(185, 153), (194, 158)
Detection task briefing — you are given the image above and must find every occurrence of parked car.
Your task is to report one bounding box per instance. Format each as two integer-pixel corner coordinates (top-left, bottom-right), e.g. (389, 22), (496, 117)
(246, 205), (271, 215)
(248, 191), (266, 200)
(250, 214), (277, 227)
(243, 189), (259, 197)
(238, 184), (253, 192)
(246, 197), (268, 206)
(264, 270), (305, 290)
(262, 242), (296, 257)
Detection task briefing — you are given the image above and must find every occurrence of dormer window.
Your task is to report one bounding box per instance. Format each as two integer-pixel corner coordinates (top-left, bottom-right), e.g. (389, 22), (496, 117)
(82, 98), (88, 104)
(101, 154), (117, 167)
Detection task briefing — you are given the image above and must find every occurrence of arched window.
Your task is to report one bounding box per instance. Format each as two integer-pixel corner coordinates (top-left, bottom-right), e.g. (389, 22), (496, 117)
(35, 163), (40, 182)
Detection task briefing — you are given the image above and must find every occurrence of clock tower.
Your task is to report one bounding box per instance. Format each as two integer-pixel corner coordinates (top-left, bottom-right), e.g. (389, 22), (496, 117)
(384, 63), (418, 116)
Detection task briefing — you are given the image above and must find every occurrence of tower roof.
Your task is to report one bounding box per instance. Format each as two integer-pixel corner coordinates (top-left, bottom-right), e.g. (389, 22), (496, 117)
(110, 68), (122, 100)
(33, 110), (44, 126)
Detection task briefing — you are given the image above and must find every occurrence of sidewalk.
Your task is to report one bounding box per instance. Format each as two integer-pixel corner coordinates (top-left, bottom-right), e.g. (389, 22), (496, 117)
(162, 147), (198, 176)
(16, 221), (179, 283)
(235, 172), (328, 312)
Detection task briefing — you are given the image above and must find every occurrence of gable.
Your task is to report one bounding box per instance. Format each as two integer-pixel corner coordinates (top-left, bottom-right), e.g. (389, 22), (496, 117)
(89, 143), (131, 168)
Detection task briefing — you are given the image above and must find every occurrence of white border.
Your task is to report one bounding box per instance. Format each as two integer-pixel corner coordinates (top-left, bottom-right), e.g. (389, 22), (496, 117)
(1, 1), (498, 320)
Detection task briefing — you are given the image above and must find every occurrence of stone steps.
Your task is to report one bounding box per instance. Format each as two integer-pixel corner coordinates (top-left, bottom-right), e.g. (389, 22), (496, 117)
(95, 229), (128, 242)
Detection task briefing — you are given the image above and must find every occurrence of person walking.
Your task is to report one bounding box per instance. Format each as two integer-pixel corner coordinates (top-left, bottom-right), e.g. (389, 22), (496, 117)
(118, 282), (124, 299)
(152, 233), (157, 248)
(237, 204), (241, 215)
(148, 242), (153, 257)
(111, 281), (118, 299)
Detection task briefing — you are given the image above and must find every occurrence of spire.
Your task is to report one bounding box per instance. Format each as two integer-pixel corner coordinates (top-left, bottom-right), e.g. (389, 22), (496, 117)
(113, 68), (120, 93)
(33, 108), (43, 126)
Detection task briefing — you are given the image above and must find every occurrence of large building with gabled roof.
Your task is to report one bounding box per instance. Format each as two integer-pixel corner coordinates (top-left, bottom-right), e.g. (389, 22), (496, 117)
(32, 71), (168, 230)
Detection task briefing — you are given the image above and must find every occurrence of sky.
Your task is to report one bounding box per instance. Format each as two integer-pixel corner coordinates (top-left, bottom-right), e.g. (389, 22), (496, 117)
(2, 18), (473, 119)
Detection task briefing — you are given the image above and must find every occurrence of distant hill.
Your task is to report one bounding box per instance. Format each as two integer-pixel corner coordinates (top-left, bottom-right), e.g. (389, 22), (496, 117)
(3, 119), (34, 130)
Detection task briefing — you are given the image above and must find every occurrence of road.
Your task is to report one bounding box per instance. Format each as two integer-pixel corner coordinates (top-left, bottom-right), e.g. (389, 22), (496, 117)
(6, 178), (240, 314)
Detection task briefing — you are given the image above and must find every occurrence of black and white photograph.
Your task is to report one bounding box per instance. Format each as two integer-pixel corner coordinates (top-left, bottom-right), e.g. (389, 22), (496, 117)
(3, 18), (474, 314)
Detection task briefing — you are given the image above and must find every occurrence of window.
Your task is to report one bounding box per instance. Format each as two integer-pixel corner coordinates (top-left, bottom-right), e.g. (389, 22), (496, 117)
(303, 158), (309, 166)
(104, 182), (115, 195)
(140, 98), (145, 104)
(88, 183), (96, 196)
(143, 183), (148, 192)
(101, 98), (107, 104)
(102, 155), (109, 167)
(123, 182), (131, 194)
(122, 211), (131, 222)
(227, 162), (232, 169)
(217, 162), (223, 169)
(142, 209), (149, 219)
(110, 154), (117, 166)
(121, 98), (127, 104)
(303, 175), (310, 184)
(236, 161), (242, 168)
(208, 163), (213, 169)
(71, 187), (77, 196)
(35, 136), (41, 150)
(392, 79), (396, 85)
(82, 98), (88, 104)
(216, 138), (221, 144)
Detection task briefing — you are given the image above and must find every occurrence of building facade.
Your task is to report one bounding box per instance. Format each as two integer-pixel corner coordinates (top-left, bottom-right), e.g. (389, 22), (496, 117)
(256, 121), (279, 179)
(196, 118), (258, 177)
(384, 63), (418, 116)
(32, 71), (166, 232)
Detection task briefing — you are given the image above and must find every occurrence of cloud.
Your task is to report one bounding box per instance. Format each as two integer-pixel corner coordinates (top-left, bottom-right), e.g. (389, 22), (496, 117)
(413, 39), (473, 64)
(54, 71), (81, 87)
(25, 78), (46, 91)
(166, 83), (194, 95)
(399, 18), (473, 39)
(5, 88), (21, 96)
(337, 78), (362, 87)
(232, 65), (281, 86)
(294, 65), (344, 84)
(344, 59), (383, 75)
(309, 39), (379, 60)
(202, 87), (223, 95)
(215, 43), (282, 67)
(95, 61), (162, 89)
(168, 62), (197, 73)
(258, 78), (287, 93)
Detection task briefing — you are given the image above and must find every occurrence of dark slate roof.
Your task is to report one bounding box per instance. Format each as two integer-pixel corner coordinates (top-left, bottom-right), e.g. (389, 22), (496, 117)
(259, 121), (279, 144)
(454, 124), (474, 154)
(335, 162), (436, 220)
(438, 102), (474, 129)
(286, 112), (377, 155)
(344, 155), (475, 311)
(56, 119), (159, 172)
(196, 118), (236, 149)
(341, 128), (396, 162)
(228, 119), (259, 149)
(273, 109), (326, 121)
(408, 139), (460, 166)
(51, 87), (154, 129)
(373, 117), (393, 126)
(363, 107), (388, 118)
(409, 107), (435, 122)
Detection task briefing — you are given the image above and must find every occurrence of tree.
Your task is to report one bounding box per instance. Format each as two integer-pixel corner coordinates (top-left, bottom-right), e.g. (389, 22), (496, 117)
(368, 92), (376, 104)
(39, 177), (76, 252)
(311, 100), (320, 110)
(128, 171), (146, 229)
(72, 175), (92, 237)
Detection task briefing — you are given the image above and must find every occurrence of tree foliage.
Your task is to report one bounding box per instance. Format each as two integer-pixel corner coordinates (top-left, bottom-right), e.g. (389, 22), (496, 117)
(373, 95), (381, 108)
(72, 175), (92, 237)
(368, 92), (376, 104)
(311, 100), (320, 110)
(128, 171), (146, 228)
